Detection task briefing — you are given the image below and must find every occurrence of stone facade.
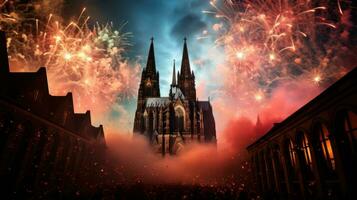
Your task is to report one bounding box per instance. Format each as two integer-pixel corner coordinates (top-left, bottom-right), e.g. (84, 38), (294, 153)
(247, 68), (357, 199)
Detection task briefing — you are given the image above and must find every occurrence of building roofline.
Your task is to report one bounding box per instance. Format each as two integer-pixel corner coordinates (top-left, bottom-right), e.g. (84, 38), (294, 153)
(246, 67), (357, 151)
(0, 31), (104, 142)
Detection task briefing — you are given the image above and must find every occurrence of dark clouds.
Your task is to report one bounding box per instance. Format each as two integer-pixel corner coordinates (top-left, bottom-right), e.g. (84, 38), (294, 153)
(171, 13), (207, 39)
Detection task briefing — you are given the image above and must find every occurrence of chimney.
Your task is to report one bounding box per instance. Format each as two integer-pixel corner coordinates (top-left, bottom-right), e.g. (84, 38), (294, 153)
(0, 31), (9, 74)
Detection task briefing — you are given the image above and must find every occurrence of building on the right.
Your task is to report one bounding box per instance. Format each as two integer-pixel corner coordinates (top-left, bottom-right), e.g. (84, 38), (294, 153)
(247, 67), (357, 200)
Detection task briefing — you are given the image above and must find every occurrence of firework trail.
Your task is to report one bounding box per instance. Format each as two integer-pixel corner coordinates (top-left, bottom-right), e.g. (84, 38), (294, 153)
(203, 0), (354, 108)
(0, 0), (140, 122)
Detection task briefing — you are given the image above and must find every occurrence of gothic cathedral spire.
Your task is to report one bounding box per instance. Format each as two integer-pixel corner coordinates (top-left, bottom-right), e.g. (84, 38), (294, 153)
(178, 37), (196, 101)
(180, 37), (191, 77)
(137, 37), (160, 100)
(146, 37), (156, 73)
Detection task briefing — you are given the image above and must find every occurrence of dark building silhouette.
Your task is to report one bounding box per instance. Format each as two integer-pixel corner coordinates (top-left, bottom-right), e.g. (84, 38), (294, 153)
(247, 68), (357, 199)
(133, 38), (216, 155)
(0, 31), (107, 198)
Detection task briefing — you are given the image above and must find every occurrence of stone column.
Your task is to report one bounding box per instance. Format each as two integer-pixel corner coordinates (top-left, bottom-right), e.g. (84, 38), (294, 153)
(293, 137), (307, 199)
(270, 147), (280, 193)
(279, 142), (292, 197)
(259, 152), (267, 192)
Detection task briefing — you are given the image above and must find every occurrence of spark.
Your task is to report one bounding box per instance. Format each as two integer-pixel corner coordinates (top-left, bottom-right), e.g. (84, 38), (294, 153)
(203, 0), (351, 105)
(254, 93), (263, 102)
(269, 53), (275, 61)
(197, 36), (209, 40)
(64, 53), (72, 61)
(313, 75), (322, 84)
(0, 1), (8, 7)
(54, 35), (62, 43)
(1, 1), (140, 114)
(236, 51), (244, 60)
(202, 10), (215, 14)
(318, 23), (337, 29)
(337, 0), (343, 15)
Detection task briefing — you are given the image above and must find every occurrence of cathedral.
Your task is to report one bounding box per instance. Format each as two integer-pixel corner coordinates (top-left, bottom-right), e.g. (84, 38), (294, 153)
(133, 38), (216, 155)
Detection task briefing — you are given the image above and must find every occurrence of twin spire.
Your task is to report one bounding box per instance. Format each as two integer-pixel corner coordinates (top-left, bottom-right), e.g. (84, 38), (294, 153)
(147, 37), (192, 87)
(145, 37), (195, 99)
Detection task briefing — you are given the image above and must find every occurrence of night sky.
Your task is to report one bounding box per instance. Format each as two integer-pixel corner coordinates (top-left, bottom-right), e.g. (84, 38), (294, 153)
(26, 0), (354, 132)
(65, 0), (221, 96)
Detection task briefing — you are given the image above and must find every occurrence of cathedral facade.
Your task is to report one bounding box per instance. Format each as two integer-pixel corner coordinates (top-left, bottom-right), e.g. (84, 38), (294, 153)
(133, 38), (216, 155)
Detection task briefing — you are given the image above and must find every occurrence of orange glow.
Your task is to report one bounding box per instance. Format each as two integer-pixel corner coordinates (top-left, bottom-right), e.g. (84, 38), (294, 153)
(301, 133), (312, 169)
(320, 124), (335, 170)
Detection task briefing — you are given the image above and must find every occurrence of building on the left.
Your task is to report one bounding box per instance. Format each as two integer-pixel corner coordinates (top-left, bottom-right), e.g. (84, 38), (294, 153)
(0, 31), (107, 198)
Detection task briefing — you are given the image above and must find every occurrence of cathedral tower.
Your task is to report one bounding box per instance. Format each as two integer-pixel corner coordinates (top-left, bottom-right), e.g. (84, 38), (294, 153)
(138, 38), (160, 100)
(133, 37), (216, 154)
(178, 38), (196, 101)
(133, 38), (160, 133)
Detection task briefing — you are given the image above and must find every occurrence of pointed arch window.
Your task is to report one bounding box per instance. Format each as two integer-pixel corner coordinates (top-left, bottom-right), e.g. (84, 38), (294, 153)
(318, 124), (335, 171)
(299, 133), (313, 170)
(175, 107), (185, 132)
(288, 139), (297, 168)
(344, 111), (357, 148)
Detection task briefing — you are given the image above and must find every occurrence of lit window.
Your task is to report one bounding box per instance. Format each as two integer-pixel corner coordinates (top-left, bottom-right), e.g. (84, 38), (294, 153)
(300, 133), (313, 170)
(319, 124), (335, 170)
(344, 111), (357, 144)
(288, 139), (297, 167)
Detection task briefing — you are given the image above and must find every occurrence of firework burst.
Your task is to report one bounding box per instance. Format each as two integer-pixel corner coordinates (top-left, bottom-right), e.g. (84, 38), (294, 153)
(1, 1), (140, 119)
(204, 0), (353, 107)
